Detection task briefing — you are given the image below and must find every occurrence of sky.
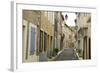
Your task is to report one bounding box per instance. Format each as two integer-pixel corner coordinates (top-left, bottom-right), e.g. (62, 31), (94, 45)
(62, 12), (76, 26)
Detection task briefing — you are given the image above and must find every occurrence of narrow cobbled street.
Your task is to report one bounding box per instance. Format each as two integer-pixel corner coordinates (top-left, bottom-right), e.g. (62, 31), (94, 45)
(22, 10), (91, 62)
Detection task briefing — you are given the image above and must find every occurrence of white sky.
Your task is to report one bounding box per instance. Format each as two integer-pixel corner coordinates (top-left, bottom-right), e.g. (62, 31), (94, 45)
(62, 12), (76, 26)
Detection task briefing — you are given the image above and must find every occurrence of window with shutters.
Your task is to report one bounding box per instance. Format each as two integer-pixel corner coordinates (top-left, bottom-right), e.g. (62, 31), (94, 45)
(30, 26), (36, 55)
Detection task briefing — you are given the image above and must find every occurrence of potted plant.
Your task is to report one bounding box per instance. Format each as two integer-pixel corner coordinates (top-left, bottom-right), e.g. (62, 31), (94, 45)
(53, 48), (59, 56)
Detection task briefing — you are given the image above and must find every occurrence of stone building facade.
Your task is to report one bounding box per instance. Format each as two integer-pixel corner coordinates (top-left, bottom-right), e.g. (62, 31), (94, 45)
(22, 10), (54, 62)
(75, 13), (91, 59)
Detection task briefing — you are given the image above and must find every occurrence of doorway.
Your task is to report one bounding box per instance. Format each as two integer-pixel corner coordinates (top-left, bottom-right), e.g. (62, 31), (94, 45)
(89, 38), (91, 59)
(83, 36), (87, 59)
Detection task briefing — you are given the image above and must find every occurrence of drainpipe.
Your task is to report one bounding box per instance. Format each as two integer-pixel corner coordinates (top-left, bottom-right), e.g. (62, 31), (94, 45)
(37, 11), (41, 56)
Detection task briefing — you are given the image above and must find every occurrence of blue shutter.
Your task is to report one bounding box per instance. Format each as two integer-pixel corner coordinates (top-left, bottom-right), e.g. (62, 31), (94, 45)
(30, 27), (36, 55)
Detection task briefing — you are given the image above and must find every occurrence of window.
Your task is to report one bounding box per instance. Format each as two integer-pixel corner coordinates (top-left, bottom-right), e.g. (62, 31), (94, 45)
(30, 26), (36, 55)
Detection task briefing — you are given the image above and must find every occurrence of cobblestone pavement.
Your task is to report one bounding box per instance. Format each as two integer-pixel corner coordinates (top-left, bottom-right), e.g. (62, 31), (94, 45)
(53, 48), (79, 61)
